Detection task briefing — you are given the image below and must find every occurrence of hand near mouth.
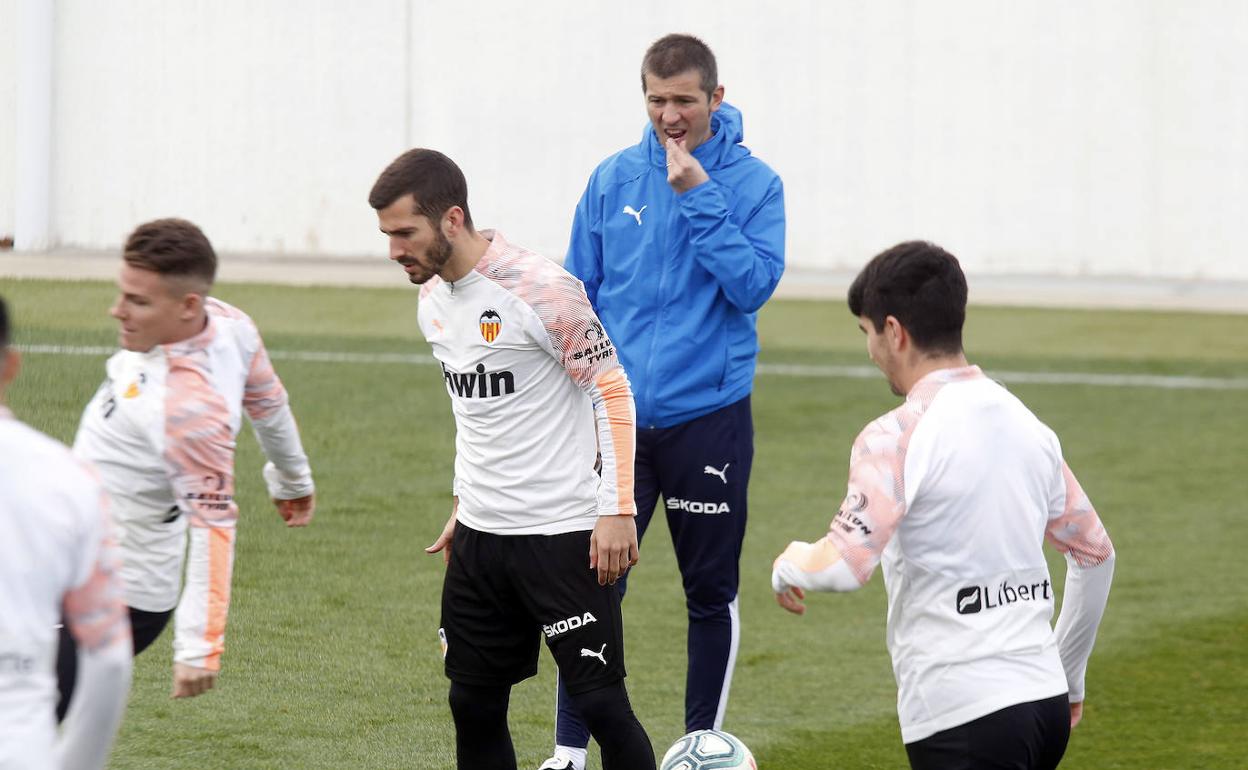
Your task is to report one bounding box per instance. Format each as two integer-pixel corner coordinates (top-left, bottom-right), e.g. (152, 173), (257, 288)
(665, 137), (710, 193)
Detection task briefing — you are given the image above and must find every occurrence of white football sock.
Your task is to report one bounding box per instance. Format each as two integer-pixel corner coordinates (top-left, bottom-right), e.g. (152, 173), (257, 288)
(554, 745), (587, 770)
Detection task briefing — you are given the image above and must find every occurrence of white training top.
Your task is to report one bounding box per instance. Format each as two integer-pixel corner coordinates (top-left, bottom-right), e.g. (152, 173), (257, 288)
(0, 407), (131, 770)
(417, 231), (636, 535)
(773, 366), (1115, 742)
(73, 298), (313, 670)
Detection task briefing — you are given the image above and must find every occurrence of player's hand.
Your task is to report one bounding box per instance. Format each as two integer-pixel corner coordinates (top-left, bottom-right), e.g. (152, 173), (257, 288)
(425, 511), (457, 565)
(775, 585), (807, 615)
(589, 514), (639, 586)
(1070, 701), (1083, 729)
(274, 493), (315, 527)
(665, 137), (710, 193)
(171, 663), (217, 698)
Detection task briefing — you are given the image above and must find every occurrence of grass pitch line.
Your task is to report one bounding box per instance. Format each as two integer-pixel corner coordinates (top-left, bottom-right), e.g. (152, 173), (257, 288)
(18, 344), (1248, 391)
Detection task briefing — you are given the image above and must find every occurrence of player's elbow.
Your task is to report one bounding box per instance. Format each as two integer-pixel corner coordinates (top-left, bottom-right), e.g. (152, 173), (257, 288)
(729, 268), (783, 313)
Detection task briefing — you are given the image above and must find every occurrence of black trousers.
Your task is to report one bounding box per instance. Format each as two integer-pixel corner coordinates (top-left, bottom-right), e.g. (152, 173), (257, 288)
(906, 694), (1071, 770)
(56, 606), (172, 721)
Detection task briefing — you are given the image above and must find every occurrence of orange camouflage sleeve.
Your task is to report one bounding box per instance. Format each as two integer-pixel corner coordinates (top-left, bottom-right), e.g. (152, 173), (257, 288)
(163, 360), (238, 671)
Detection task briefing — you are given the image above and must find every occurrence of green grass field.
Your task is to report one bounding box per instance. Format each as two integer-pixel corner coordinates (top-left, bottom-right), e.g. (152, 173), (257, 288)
(3, 277), (1246, 769)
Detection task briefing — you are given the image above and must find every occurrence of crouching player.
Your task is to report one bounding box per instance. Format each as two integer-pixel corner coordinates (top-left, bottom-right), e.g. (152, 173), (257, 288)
(772, 242), (1115, 770)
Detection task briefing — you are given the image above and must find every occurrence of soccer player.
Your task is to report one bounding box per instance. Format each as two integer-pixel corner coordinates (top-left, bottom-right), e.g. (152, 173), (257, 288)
(548, 32), (785, 770)
(369, 148), (656, 770)
(771, 242), (1116, 769)
(1, 295), (133, 769)
(60, 218), (316, 707)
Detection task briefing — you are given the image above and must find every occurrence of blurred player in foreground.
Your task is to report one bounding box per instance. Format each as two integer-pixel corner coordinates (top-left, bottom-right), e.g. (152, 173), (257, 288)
(1, 295), (133, 768)
(772, 242), (1115, 769)
(59, 218), (316, 708)
(370, 148), (655, 770)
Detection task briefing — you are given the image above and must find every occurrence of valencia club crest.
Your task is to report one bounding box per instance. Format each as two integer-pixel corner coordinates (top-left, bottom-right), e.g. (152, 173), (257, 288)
(479, 309), (502, 343)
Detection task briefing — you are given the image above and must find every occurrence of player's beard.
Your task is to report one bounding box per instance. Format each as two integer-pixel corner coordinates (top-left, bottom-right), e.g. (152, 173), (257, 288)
(408, 230), (454, 285)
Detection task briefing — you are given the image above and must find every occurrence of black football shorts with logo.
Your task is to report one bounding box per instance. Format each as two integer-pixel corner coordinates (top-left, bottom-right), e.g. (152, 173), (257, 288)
(439, 522), (627, 695)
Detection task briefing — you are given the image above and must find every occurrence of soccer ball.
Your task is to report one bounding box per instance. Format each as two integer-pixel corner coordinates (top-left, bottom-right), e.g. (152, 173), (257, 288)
(660, 729), (757, 770)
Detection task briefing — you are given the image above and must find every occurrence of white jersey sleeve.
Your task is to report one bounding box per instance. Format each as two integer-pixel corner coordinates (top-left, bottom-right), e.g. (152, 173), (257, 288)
(1046, 461), (1116, 702)
(232, 306), (314, 500)
(57, 487), (133, 770)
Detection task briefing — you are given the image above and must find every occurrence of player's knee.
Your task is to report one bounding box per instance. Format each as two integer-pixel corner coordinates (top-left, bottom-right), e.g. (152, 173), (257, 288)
(569, 679), (634, 730)
(448, 681), (509, 730)
(683, 582), (738, 621)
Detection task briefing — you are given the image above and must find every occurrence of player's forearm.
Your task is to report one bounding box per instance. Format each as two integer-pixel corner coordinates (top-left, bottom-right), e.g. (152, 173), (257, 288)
(251, 406), (314, 497)
(587, 367), (636, 517)
(772, 539), (863, 594)
(56, 638), (131, 770)
(1054, 552), (1115, 702)
(173, 524), (236, 669)
(679, 180), (785, 313)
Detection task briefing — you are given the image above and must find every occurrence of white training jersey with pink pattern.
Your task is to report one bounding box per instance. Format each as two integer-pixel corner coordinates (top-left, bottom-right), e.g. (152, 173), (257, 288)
(417, 231), (636, 535)
(73, 298), (313, 670)
(813, 366), (1113, 742)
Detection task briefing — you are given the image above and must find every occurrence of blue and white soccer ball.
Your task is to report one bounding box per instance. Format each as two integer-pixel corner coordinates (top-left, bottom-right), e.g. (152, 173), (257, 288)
(660, 729), (757, 770)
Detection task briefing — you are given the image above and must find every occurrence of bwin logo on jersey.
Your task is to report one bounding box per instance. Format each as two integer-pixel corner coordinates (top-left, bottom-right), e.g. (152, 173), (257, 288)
(542, 612), (598, 638)
(479, 309), (503, 343)
(441, 362), (516, 398)
(665, 498), (731, 515)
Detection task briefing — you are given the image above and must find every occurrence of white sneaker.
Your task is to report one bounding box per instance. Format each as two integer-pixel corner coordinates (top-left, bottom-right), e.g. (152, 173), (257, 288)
(536, 759), (573, 770)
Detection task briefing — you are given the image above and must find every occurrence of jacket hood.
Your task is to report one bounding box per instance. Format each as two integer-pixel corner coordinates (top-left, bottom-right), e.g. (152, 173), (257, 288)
(642, 102), (749, 171)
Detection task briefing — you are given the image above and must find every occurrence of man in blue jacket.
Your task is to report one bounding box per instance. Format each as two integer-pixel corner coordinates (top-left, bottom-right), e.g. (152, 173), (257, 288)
(540, 33), (785, 770)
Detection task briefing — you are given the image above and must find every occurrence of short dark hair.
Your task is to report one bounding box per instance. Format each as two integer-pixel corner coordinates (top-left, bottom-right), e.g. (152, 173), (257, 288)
(123, 218), (217, 289)
(368, 148), (474, 230)
(641, 34), (718, 98)
(848, 241), (968, 355)
(0, 294), (9, 349)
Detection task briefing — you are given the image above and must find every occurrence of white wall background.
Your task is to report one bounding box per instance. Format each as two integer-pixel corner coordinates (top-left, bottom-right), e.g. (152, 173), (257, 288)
(1, 0), (1246, 279)
(0, 0), (17, 239)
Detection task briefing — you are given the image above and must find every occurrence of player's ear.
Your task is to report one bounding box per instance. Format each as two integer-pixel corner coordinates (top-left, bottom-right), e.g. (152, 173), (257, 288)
(442, 206), (465, 238)
(884, 315), (906, 350)
(709, 85), (724, 111)
(179, 291), (205, 321)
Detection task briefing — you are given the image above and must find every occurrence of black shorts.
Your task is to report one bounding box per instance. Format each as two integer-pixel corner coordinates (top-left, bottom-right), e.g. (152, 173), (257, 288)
(440, 523), (626, 695)
(905, 693), (1071, 770)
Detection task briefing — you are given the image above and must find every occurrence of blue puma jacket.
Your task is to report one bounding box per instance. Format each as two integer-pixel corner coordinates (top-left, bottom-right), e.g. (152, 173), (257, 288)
(564, 103), (785, 428)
